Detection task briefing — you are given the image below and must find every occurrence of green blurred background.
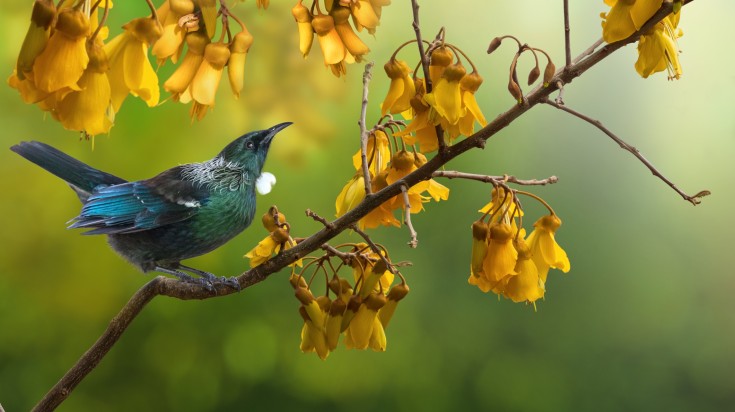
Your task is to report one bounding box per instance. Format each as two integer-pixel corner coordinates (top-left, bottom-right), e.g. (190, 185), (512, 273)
(1, 1), (733, 410)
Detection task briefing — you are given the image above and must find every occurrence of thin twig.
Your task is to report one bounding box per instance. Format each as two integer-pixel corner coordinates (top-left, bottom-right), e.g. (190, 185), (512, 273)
(554, 80), (565, 104)
(410, 0), (447, 154)
(306, 209), (335, 230)
(542, 98), (709, 205)
(432, 171), (558, 186)
(359, 62), (375, 195)
(572, 38), (603, 64)
(400, 185), (418, 248)
(35, 1), (703, 409)
(321, 244), (354, 264)
(349, 224), (397, 274)
(563, 0), (571, 68)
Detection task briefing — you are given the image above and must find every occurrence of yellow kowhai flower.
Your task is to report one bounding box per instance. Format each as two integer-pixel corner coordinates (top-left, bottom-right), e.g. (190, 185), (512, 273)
(228, 29), (254, 99)
(312, 13), (346, 66)
(503, 235), (545, 304)
(292, 0), (314, 58)
(424, 62), (467, 126)
(635, 15), (682, 79)
(33, 7), (90, 93)
(470, 220), (489, 279)
(151, 0), (188, 65)
(336, 173), (365, 218)
(55, 42), (113, 136)
(428, 46), (453, 87)
(189, 41), (231, 120)
(350, 0), (380, 34)
(105, 17), (162, 113)
(244, 227), (298, 267)
(16, 0), (55, 80)
(601, 0), (662, 43)
(396, 79), (442, 152)
(479, 186), (523, 222)
(352, 129), (390, 176)
(482, 222), (518, 285)
(164, 31), (209, 101)
(352, 255), (393, 298)
(345, 293), (386, 350)
(298, 303), (330, 360)
(8, 70), (49, 105)
(332, 5), (369, 62)
(458, 71), (488, 136)
(360, 171), (401, 229)
(377, 282), (409, 328)
(526, 214), (570, 282)
(381, 59), (415, 116)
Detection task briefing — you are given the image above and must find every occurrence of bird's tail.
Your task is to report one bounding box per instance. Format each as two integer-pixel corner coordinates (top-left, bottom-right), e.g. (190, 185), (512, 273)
(11, 141), (127, 200)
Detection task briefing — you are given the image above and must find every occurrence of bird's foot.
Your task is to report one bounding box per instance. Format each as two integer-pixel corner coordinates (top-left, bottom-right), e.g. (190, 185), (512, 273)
(154, 265), (215, 291)
(176, 264), (240, 291)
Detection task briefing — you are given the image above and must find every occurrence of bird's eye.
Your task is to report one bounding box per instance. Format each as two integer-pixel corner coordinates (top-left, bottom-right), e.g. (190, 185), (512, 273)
(245, 141), (255, 150)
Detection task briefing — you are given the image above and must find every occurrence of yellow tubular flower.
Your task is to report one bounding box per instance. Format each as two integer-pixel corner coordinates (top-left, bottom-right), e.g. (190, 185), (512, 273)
(482, 222), (518, 284)
(458, 71), (488, 136)
(471, 221), (489, 278)
(17, 0), (56, 80)
(368, 317), (387, 351)
(244, 228), (293, 267)
(325, 298), (346, 350)
(292, 1), (314, 58)
(164, 31), (209, 100)
(332, 5), (369, 61)
(298, 306), (329, 359)
(33, 7), (90, 93)
(526, 214), (571, 282)
(424, 62), (467, 126)
(428, 46), (453, 86)
(346, 293), (385, 350)
(378, 283), (409, 328)
(312, 14), (345, 65)
(196, 0), (217, 38)
(503, 237), (545, 303)
(350, 0), (380, 34)
(56, 42), (113, 136)
(105, 17), (162, 112)
(228, 29), (254, 99)
(381, 59), (415, 116)
(151, 1), (187, 65)
(352, 130), (390, 175)
(385, 150), (416, 185)
(9, 71), (49, 105)
(336, 174), (366, 217)
(635, 16), (682, 79)
(602, 0), (662, 43)
(188, 41), (230, 119)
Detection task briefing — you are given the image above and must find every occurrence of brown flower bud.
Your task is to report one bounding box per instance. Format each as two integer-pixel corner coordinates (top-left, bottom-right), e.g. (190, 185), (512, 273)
(528, 65), (540, 85)
(543, 61), (556, 87)
(487, 37), (502, 54)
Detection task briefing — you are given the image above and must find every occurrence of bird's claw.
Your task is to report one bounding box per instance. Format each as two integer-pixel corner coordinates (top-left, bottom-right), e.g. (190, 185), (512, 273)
(220, 276), (241, 291)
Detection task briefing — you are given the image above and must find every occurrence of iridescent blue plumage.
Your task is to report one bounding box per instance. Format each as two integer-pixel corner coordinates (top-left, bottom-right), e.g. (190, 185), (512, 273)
(11, 122), (291, 287)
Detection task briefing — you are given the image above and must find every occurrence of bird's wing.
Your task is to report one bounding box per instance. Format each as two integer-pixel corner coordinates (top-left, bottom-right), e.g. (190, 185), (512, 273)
(69, 167), (210, 235)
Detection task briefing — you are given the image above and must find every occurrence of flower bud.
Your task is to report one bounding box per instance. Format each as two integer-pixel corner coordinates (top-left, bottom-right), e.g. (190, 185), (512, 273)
(527, 65), (540, 85)
(487, 37), (502, 54)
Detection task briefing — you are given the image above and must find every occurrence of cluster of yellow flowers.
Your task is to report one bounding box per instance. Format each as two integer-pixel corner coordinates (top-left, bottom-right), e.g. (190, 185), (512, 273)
(10, 0), (255, 138)
(245, 207), (299, 267)
(601, 0), (683, 80)
(292, 0), (390, 77)
(382, 44), (488, 153)
(335, 128), (450, 229)
(290, 244), (408, 359)
(469, 187), (570, 306)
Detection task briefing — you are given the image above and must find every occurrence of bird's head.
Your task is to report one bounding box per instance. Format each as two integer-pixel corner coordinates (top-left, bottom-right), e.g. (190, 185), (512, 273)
(218, 122), (292, 174)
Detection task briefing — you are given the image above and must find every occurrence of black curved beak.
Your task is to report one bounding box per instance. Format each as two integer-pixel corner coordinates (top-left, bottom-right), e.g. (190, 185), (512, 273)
(261, 122), (292, 147)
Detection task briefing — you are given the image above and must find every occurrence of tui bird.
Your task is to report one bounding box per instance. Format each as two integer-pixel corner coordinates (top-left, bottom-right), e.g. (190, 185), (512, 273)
(11, 122), (292, 288)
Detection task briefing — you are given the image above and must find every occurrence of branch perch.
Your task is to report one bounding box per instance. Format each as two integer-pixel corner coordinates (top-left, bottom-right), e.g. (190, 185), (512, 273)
(542, 98), (709, 205)
(34, 1), (702, 410)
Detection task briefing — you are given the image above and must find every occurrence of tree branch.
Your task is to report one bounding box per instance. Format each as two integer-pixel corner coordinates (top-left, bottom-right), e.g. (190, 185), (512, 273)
(359, 62), (375, 195)
(400, 184), (419, 248)
(36, 1), (702, 409)
(432, 171), (558, 186)
(542, 98), (709, 205)
(563, 0), (571, 68)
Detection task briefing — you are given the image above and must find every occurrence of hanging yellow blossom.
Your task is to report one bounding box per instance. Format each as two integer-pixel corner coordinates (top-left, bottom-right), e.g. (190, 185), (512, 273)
(526, 214), (570, 282)
(33, 7), (90, 93)
(16, 0), (55, 80)
(336, 173), (366, 218)
(228, 29), (254, 99)
(458, 71), (488, 136)
(332, 5), (370, 62)
(635, 15), (682, 79)
(424, 62), (467, 126)
(292, 1), (314, 57)
(151, 0), (187, 65)
(104, 17), (162, 112)
(163, 31), (209, 101)
(503, 236), (545, 303)
(601, 0), (662, 43)
(381, 59), (415, 116)
(55, 42), (113, 136)
(188, 41), (231, 120)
